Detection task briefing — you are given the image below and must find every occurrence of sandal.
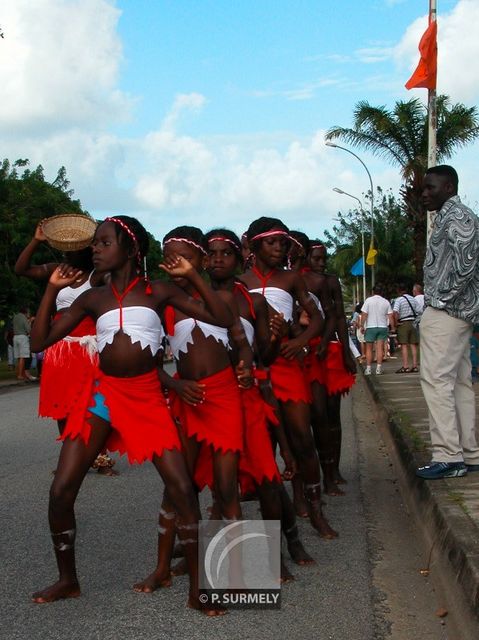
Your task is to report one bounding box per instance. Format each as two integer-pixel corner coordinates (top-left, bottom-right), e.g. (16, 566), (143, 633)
(410, 367), (419, 373)
(395, 367), (410, 373)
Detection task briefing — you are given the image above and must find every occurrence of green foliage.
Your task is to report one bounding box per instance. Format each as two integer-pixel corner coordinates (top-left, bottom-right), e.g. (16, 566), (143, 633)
(326, 96), (479, 280)
(325, 188), (414, 298)
(0, 158), (165, 323)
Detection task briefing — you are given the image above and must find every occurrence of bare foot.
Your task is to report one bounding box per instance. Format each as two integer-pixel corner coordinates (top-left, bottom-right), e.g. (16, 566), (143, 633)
(334, 470), (347, 485)
(133, 569), (172, 593)
(188, 595), (227, 617)
(170, 558), (188, 576)
(32, 580), (80, 603)
(280, 560), (295, 583)
(310, 511), (339, 539)
(293, 495), (309, 518)
(287, 539), (316, 565)
(97, 466), (120, 477)
(323, 479), (346, 497)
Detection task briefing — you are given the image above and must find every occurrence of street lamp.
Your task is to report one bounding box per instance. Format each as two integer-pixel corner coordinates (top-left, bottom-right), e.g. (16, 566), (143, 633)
(333, 187), (366, 301)
(326, 141), (375, 286)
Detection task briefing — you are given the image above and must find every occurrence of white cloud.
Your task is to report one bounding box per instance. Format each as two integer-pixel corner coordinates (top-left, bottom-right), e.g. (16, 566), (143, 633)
(395, 0), (479, 102)
(0, 0), (133, 133)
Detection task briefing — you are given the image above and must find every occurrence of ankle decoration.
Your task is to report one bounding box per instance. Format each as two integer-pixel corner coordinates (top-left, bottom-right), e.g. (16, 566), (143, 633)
(177, 522), (198, 545)
(159, 508), (176, 520)
(51, 528), (76, 551)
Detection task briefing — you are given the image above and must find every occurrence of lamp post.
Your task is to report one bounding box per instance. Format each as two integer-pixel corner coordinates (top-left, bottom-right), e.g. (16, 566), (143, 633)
(333, 187), (366, 301)
(326, 141), (375, 286)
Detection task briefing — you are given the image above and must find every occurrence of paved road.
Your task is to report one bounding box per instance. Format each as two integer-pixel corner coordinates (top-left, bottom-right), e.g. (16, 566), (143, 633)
(0, 381), (446, 640)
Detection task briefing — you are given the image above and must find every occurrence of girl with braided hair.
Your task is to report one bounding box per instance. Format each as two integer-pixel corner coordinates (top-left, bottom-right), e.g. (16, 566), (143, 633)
(30, 216), (232, 615)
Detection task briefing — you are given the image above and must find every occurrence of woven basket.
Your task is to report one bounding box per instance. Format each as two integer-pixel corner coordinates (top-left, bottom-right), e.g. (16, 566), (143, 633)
(42, 214), (97, 251)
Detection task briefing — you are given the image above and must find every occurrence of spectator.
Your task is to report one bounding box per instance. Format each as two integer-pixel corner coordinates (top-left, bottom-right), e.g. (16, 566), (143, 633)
(417, 165), (479, 480)
(413, 283), (425, 314)
(4, 319), (14, 370)
(393, 283), (420, 373)
(351, 302), (365, 362)
(13, 307), (36, 382)
(360, 284), (395, 376)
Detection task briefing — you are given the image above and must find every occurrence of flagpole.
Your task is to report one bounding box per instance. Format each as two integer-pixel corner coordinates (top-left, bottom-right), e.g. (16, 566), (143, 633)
(427, 0), (437, 241)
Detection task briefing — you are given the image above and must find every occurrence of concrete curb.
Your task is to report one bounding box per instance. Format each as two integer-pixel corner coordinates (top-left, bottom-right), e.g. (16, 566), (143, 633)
(363, 367), (479, 621)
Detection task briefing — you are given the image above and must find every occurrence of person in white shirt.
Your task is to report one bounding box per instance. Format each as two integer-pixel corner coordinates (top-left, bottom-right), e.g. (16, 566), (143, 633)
(413, 283), (425, 313)
(360, 285), (395, 375)
(393, 283), (420, 373)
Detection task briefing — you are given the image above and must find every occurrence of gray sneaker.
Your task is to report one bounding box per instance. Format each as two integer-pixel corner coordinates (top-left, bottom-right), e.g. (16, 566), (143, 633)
(364, 366), (371, 376)
(375, 365), (382, 375)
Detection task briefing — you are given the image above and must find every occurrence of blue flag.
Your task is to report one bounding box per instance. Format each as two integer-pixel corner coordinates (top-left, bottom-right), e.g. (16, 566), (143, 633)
(350, 257), (364, 276)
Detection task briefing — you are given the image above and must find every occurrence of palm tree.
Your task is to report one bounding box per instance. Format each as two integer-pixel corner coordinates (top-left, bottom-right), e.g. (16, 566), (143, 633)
(326, 96), (479, 281)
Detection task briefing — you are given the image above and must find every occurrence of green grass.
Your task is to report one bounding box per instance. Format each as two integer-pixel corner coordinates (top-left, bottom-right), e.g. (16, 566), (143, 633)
(391, 409), (427, 452)
(446, 490), (470, 516)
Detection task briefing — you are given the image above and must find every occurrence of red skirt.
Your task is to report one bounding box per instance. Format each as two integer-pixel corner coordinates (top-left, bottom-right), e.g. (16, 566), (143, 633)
(60, 370), (181, 464)
(39, 316), (99, 422)
(194, 385), (281, 493)
(325, 341), (356, 396)
(269, 354), (312, 404)
(303, 336), (327, 385)
(170, 366), (244, 454)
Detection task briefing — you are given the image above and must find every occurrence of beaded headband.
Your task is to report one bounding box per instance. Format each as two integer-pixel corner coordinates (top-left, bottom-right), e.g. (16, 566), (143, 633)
(163, 237), (207, 255)
(249, 229), (290, 242)
(207, 236), (241, 252)
(310, 243), (326, 250)
(105, 217), (138, 247)
(289, 235), (306, 251)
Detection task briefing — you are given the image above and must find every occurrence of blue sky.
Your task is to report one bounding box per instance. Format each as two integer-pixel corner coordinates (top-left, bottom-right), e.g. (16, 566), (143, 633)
(1, 0), (477, 241)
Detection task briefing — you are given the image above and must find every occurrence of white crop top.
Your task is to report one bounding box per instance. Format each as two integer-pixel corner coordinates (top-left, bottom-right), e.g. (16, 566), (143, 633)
(167, 318), (230, 360)
(96, 306), (164, 355)
(308, 291), (324, 318)
(249, 286), (294, 323)
(56, 272), (93, 310)
(240, 317), (255, 348)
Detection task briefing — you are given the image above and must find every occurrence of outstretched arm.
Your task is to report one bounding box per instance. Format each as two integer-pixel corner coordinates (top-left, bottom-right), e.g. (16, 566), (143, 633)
(159, 255), (234, 327)
(30, 265), (89, 351)
(15, 222), (57, 280)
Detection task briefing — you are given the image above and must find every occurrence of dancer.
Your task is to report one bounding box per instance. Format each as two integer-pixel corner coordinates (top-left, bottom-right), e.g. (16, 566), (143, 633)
(240, 217), (337, 538)
(15, 221), (116, 475)
(134, 225), (248, 593)
(308, 240), (356, 486)
(30, 216), (232, 615)
(205, 229), (315, 576)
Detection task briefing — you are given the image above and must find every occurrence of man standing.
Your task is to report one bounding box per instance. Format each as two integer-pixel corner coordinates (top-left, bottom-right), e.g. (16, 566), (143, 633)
(413, 283), (425, 314)
(393, 283), (419, 373)
(417, 165), (479, 479)
(360, 284), (394, 376)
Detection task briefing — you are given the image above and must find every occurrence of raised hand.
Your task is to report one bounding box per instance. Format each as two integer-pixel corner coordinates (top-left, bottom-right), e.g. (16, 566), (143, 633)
(48, 264), (83, 289)
(159, 254), (194, 278)
(34, 220), (48, 242)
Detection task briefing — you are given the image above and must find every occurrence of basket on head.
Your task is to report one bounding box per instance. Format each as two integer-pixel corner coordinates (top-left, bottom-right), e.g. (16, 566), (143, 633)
(42, 214), (98, 251)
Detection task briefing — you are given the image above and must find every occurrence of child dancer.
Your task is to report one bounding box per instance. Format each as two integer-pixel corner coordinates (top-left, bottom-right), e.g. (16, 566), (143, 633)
(15, 221), (116, 474)
(134, 225), (248, 593)
(206, 229), (315, 577)
(308, 240), (356, 486)
(240, 217), (337, 538)
(30, 216), (231, 615)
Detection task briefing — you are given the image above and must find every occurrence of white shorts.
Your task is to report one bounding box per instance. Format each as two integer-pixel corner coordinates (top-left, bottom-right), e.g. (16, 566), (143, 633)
(13, 334), (30, 359)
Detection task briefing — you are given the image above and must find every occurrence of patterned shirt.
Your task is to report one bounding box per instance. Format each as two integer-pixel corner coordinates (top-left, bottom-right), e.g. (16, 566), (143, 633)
(424, 195), (479, 324)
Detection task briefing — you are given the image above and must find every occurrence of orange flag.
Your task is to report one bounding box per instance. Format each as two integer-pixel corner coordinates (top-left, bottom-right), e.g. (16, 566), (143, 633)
(405, 20), (437, 90)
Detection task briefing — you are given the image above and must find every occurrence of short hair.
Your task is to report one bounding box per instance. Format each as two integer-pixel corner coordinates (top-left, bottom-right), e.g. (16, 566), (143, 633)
(372, 284), (383, 295)
(246, 216), (289, 247)
(425, 165), (459, 191)
(163, 225), (207, 254)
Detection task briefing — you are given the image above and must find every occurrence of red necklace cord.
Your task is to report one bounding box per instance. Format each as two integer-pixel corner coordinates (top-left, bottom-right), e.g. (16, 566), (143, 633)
(234, 281), (256, 320)
(251, 265), (276, 295)
(111, 276), (140, 329)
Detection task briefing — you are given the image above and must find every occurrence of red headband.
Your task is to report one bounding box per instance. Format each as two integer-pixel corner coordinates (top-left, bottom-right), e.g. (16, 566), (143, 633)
(105, 217), (138, 247)
(163, 237), (207, 255)
(207, 236), (241, 252)
(249, 229), (290, 242)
